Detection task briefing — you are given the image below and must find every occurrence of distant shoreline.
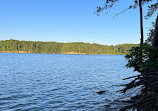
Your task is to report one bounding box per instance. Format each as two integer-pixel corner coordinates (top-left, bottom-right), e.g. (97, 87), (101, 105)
(0, 51), (124, 55)
(0, 51), (32, 53)
(0, 39), (138, 55)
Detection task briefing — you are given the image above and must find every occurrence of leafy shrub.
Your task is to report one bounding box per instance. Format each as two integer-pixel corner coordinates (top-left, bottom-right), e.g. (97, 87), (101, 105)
(125, 44), (158, 72)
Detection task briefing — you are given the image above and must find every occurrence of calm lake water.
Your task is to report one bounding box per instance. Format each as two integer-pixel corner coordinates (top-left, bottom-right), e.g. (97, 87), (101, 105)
(0, 53), (138, 111)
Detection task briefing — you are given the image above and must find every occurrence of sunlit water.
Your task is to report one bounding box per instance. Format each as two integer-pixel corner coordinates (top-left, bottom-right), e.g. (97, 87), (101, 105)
(0, 53), (138, 111)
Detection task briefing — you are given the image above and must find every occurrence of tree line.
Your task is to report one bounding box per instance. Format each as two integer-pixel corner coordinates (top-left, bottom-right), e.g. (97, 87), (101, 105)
(0, 39), (138, 55)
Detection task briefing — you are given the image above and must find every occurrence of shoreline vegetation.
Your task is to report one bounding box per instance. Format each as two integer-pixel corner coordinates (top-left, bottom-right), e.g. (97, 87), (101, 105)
(0, 51), (87, 55)
(0, 39), (139, 55)
(0, 51), (122, 55)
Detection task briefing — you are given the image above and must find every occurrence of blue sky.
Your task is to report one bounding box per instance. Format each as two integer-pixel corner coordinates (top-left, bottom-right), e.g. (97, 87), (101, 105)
(0, 0), (157, 45)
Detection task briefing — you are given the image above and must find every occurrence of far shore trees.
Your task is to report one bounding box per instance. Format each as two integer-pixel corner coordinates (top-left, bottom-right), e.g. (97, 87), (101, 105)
(0, 39), (138, 55)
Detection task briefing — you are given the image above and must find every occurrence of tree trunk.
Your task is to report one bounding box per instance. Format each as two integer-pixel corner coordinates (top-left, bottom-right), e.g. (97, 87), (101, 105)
(139, 0), (144, 47)
(153, 15), (158, 48)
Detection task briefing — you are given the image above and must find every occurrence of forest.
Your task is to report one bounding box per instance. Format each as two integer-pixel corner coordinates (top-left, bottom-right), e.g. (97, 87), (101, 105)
(0, 39), (138, 55)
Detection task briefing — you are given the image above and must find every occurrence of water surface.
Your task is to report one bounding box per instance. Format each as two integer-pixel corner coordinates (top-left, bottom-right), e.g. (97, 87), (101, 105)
(0, 53), (137, 111)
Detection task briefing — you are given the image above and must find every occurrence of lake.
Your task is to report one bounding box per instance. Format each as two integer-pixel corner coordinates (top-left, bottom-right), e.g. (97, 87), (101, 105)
(0, 53), (138, 111)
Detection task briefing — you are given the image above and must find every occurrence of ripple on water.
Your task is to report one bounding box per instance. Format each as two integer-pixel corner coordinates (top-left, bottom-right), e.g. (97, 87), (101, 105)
(0, 94), (34, 101)
(0, 54), (138, 110)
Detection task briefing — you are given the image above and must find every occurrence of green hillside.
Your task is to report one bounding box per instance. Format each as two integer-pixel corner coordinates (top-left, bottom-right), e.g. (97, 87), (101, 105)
(0, 39), (139, 55)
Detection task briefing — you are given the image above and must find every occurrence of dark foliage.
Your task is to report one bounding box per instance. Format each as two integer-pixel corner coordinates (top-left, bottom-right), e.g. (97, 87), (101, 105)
(145, 22), (156, 44)
(119, 45), (158, 111)
(146, 2), (158, 18)
(120, 68), (158, 111)
(96, 0), (157, 18)
(125, 44), (158, 72)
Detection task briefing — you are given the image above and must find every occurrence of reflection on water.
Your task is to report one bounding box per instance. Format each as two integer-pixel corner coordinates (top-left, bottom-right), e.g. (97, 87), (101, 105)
(0, 53), (137, 111)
